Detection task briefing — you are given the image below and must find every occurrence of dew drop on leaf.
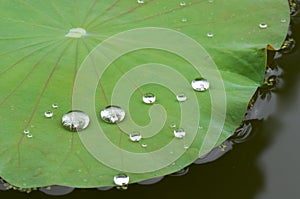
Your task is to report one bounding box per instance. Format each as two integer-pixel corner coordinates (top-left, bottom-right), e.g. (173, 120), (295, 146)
(61, 110), (90, 132)
(142, 93), (156, 104)
(44, 111), (53, 118)
(259, 23), (268, 29)
(100, 106), (125, 124)
(191, 78), (210, 91)
(174, 128), (186, 139)
(129, 132), (142, 142)
(113, 174), (129, 186)
(176, 94), (187, 102)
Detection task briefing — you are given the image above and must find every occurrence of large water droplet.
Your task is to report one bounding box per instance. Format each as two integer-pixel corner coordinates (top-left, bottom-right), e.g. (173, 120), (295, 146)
(176, 94), (187, 102)
(100, 106), (125, 124)
(137, 0), (144, 4)
(191, 78), (210, 91)
(259, 23), (268, 29)
(27, 133), (33, 138)
(114, 174), (129, 186)
(129, 132), (142, 142)
(174, 128), (186, 139)
(44, 111), (53, 118)
(142, 93), (156, 104)
(23, 129), (30, 135)
(62, 110), (90, 132)
(65, 28), (87, 38)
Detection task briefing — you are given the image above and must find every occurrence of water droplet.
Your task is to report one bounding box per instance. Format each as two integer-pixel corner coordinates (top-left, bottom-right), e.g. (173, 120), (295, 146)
(176, 94), (187, 102)
(27, 133), (33, 138)
(184, 145), (189, 149)
(44, 111), (53, 118)
(180, 2), (186, 7)
(65, 28), (87, 38)
(23, 129), (30, 135)
(100, 106), (125, 124)
(129, 132), (142, 142)
(62, 110), (90, 132)
(83, 179), (88, 182)
(181, 18), (187, 23)
(191, 78), (210, 91)
(208, 0), (214, 2)
(113, 174), (129, 186)
(174, 128), (186, 139)
(207, 32), (214, 38)
(142, 93), (156, 104)
(137, 0), (144, 4)
(169, 123), (176, 128)
(281, 18), (287, 23)
(141, 143), (148, 148)
(52, 103), (58, 109)
(259, 23), (268, 29)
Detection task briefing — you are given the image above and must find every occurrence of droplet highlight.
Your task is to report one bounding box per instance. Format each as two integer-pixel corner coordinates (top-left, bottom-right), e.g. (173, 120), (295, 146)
(113, 174), (129, 186)
(191, 78), (210, 91)
(100, 106), (125, 124)
(44, 111), (53, 118)
(142, 93), (156, 104)
(129, 132), (142, 142)
(174, 128), (186, 139)
(65, 28), (87, 38)
(176, 94), (187, 102)
(259, 23), (268, 29)
(62, 110), (90, 132)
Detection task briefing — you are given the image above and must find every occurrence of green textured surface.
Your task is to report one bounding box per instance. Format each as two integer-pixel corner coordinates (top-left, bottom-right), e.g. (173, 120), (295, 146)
(0, 0), (289, 188)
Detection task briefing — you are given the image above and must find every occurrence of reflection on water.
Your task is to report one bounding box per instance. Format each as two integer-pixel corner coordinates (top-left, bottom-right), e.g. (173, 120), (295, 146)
(1, 2), (300, 199)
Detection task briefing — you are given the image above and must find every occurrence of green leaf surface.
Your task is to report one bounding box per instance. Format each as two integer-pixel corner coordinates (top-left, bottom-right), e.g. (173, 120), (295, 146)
(0, 0), (289, 188)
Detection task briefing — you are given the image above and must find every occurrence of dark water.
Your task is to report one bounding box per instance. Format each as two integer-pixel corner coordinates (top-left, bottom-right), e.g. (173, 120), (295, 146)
(1, 4), (300, 199)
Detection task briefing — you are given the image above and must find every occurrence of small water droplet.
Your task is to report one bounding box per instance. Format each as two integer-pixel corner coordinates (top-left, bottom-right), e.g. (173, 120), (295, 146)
(62, 110), (90, 132)
(174, 128), (186, 139)
(65, 28), (87, 38)
(52, 103), (58, 109)
(44, 111), (53, 118)
(169, 123), (176, 128)
(141, 143), (148, 148)
(181, 18), (187, 23)
(83, 179), (88, 182)
(184, 145), (189, 149)
(27, 133), (33, 138)
(180, 2), (186, 6)
(207, 32), (214, 38)
(23, 129), (30, 135)
(142, 93), (156, 104)
(137, 0), (144, 4)
(191, 78), (210, 91)
(78, 169), (82, 173)
(129, 132), (142, 142)
(281, 18), (287, 23)
(176, 94), (187, 102)
(259, 23), (268, 29)
(100, 106), (125, 124)
(114, 174), (129, 186)
(208, 0), (214, 2)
